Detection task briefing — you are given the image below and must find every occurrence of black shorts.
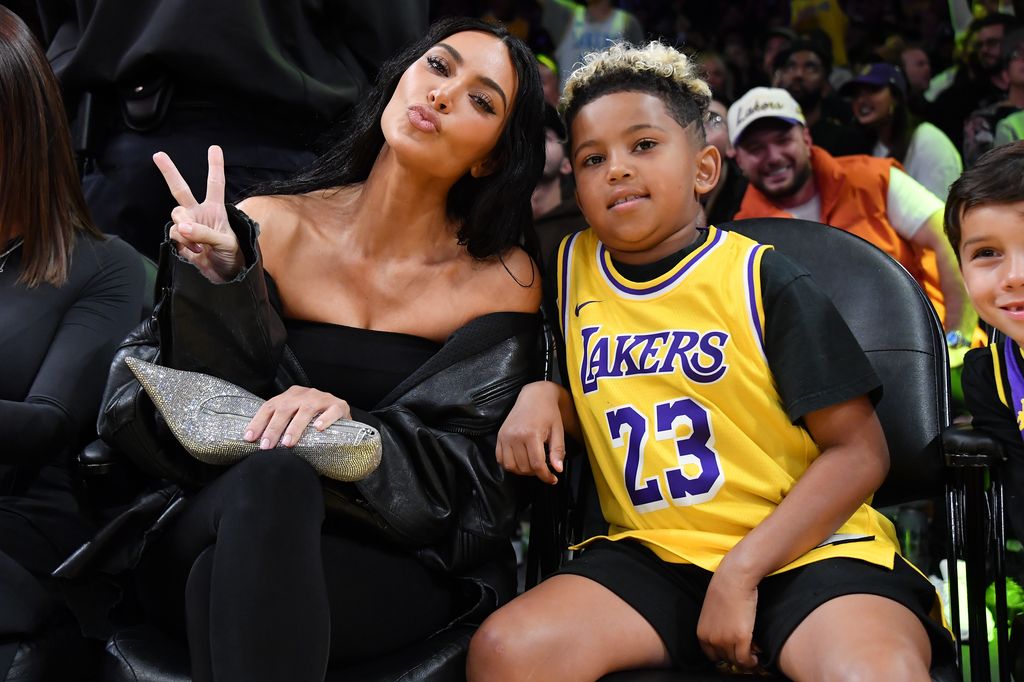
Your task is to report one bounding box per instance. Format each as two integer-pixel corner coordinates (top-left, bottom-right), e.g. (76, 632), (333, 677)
(555, 539), (955, 673)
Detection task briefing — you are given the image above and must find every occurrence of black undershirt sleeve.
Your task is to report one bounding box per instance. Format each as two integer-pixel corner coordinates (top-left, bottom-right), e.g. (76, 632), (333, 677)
(759, 249), (881, 423)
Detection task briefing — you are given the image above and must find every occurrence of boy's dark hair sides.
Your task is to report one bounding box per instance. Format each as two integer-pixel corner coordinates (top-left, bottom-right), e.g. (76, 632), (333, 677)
(560, 42), (712, 155)
(945, 142), (1024, 259)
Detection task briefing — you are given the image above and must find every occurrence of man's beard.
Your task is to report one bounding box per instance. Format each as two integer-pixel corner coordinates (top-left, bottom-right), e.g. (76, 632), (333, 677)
(752, 161), (813, 201)
(789, 86), (822, 112)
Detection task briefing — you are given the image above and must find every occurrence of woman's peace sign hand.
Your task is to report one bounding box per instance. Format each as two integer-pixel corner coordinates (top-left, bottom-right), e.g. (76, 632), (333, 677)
(153, 145), (242, 283)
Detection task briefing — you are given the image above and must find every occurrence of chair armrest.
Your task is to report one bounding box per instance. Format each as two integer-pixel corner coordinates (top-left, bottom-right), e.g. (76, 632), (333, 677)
(943, 424), (1006, 468)
(78, 439), (117, 477)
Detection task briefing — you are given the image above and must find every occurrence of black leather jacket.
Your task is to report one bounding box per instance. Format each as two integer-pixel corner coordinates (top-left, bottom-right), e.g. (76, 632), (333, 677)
(161, 207), (541, 575)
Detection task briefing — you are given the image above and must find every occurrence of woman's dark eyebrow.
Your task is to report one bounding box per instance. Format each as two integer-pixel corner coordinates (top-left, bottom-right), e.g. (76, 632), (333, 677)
(437, 42), (508, 110)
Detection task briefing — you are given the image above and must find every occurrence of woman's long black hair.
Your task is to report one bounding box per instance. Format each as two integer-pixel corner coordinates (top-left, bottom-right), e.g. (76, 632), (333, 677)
(257, 17), (545, 261)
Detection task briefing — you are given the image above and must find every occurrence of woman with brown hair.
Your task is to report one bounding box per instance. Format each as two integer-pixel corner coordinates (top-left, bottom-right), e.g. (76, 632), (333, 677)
(0, 6), (144, 678)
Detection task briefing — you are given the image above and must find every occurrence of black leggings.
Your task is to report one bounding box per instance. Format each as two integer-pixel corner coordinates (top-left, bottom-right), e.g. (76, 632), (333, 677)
(135, 450), (457, 682)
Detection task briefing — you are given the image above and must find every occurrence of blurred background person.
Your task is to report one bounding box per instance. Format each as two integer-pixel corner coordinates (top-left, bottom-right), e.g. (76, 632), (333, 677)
(842, 63), (962, 200)
(933, 12), (1019, 151)
(0, 7), (144, 679)
(776, 37), (873, 156)
(544, 0), (644, 90)
(900, 41), (936, 119)
(32, 0), (429, 261)
(532, 104), (584, 268)
(697, 50), (734, 104)
(962, 27), (1024, 165)
(701, 98), (747, 226)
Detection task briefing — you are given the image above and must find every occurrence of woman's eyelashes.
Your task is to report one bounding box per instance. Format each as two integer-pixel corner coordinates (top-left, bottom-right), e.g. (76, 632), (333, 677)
(425, 54), (497, 115)
(471, 93), (496, 114)
(426, 54), (449, 76)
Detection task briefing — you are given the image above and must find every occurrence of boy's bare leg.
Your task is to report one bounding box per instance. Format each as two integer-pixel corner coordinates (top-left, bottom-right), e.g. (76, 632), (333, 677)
(777, 594), (932, 682)
(467, 574), (672, 682)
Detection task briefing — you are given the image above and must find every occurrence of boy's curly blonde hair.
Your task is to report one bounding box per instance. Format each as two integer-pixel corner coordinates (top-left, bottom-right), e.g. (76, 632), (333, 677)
(561, 42), (710, 110)
(558, 42), (712, 148)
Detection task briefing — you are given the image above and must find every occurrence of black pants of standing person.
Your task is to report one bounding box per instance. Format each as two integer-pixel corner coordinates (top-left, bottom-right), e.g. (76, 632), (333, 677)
(135, 450), (458, 682)
(80, 107), (318, 262)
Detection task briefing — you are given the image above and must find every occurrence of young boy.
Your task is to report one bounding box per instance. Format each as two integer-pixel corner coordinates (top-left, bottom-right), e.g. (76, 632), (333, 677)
(467, 42), (953, 681)
(947, 141), (1024, 549)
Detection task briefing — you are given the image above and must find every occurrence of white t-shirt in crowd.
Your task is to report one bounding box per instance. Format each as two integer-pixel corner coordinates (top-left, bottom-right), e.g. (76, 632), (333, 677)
(873, 123), (962, 201)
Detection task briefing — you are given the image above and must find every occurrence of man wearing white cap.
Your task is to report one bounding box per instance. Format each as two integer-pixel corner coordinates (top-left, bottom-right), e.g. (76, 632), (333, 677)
(728, 87), (972, 338)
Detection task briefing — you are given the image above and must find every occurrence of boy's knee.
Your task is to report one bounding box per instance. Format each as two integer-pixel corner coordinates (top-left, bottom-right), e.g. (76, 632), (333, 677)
(467, 608), (541, 681)
(817, 645), (930, 682)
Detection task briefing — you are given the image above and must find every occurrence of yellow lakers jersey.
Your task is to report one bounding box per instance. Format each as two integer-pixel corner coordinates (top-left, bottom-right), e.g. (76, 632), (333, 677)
(556, 226), (900, 573)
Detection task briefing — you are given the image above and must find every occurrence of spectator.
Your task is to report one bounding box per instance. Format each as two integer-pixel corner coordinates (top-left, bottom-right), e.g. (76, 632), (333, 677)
(791, 0), (850, 68)
(900, 42), (935, 119)
(841, 63), (962, 200)
(994, 107), (1024, 146)
(0, 8), (144, 678)
(533, 103), (586, 265)
(537, 52), (563, 106)
(33, 0), (429, 262)
(545, 0), (645, 90)
(729, 87), (972, 337)
(759, 25), (795, 86)
(697, 51), (734, 104)
(902, 43), (933, 96)
(775, 39), (873, 156)
(61, 18), (547, 682)
(962, 27), (1024, 165)
(701, 99), (747, 226)
(933, 13), (1020, 151)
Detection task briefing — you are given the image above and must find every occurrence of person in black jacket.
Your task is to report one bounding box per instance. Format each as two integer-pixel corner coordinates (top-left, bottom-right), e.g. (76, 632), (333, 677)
(0, 8), (144, 679)
(32, 0), (429, 262)
(68, 17), (546, 682)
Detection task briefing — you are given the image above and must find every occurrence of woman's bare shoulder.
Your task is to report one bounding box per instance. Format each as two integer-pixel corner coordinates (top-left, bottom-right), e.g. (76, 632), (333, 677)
(475, 246), (542, 314)
(237, 194), (318, 252)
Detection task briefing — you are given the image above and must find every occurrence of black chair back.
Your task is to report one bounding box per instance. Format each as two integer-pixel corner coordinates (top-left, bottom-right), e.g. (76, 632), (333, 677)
(722, 218), (951, 508)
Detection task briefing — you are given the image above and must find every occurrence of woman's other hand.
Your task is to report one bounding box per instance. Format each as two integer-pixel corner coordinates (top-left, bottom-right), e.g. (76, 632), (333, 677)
(496, 381), (567, 485)
(153, 145), (242, 283)
(243, 386), (352, 450)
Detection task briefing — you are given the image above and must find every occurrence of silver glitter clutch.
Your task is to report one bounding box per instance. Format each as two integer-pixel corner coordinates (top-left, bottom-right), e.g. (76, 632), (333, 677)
(124, 357), (382, 482)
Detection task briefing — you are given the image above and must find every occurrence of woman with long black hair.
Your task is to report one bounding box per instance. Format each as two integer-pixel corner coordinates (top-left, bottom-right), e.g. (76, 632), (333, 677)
(841, 62), (962, 200)
(92, 16), (546, 682)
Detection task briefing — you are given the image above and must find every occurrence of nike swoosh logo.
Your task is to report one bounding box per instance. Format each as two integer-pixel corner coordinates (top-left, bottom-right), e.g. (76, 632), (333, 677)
(574, 300), (601, 316)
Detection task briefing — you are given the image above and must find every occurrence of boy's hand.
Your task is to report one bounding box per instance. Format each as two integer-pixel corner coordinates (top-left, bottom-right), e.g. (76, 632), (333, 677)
(496, 381), (567, 485)
(696, 560), (761, 672)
